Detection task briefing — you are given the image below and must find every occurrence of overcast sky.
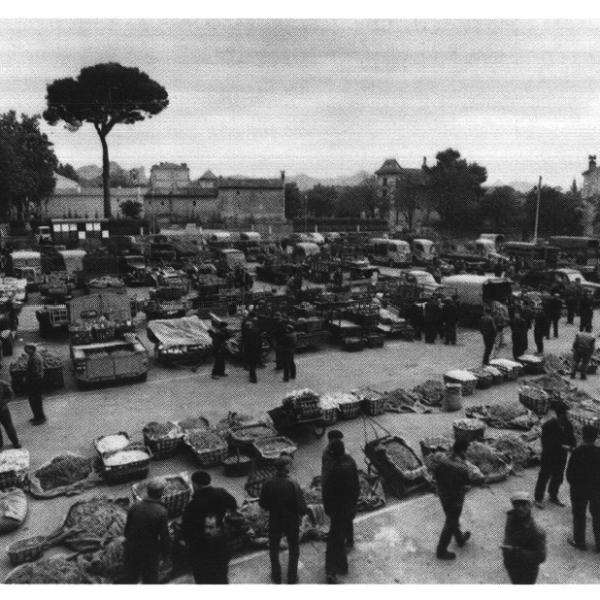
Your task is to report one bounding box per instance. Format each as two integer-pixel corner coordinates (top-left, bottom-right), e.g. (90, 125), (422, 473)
(2, 18), (600, 188)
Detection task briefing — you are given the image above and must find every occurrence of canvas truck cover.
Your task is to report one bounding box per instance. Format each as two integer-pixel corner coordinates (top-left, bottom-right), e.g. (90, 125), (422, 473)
(58, 250), (86, 274)
(441, 275), (512, 306)
(147, 316), (212, 349)
(68, 293), (132, 326)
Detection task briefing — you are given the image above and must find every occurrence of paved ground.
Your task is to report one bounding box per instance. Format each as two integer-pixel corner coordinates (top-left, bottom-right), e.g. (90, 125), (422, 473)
(2, 288), (600, 584)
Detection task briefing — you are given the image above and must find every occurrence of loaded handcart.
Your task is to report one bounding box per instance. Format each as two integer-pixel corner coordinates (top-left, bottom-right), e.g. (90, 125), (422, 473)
(362, 416), (431, 498)
(147, 315), (213, 367)
(267, 388), (329, 438)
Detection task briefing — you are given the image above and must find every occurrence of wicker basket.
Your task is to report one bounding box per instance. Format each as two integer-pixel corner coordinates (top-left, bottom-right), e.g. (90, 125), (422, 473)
(518, 386), (550, 416)
(132, 475), (192, 518)
(70, 329), (94, 345)
(320, 407), (338, 425)
(569, 408), (600, 430)
(443, 372), (477, 396)
(228, 424), (278, 451)
(252, 436), (297, 463)
(223, 453), (253, 477)
(366, 334), (385, 348)
(361, 397), (385, 416)
(92, 326), (116, 342)
(7, 536), (47, 566)
(467, 368), (494, 390)
(337, 400), (362, 420)
(101, 444), (152, 485)
(184, 431), (228, 468)
(453, 419), (486, 443)
(489, 360), (519, 381)
(482, 366), (504, 385)
(517, 354), (545, 375)
(142, 423), (184, 460)
(419, 436), (454, 458)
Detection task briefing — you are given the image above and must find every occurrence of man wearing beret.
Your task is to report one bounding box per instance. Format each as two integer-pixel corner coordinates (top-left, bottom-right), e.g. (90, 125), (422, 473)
(259, 455), (307, 584)
(501, 492), (547, 584)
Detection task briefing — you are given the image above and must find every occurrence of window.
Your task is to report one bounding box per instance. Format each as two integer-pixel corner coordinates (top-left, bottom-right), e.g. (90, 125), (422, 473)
(193, 201), (196, 207)
(383, 177), (388, 186)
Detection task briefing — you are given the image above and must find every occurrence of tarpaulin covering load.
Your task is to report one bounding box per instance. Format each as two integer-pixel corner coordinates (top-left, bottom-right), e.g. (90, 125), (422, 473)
(147, 316), (212, 349)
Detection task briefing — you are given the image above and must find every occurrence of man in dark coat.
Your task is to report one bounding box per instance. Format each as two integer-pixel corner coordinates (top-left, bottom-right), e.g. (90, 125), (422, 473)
(25, 343), (45, 424)
(181, 471), (238, 583)
(433, 438), (483, 560)
(579, 291), (594, 333)
(210, 322), (230, 380)
(424, 297), (439, 344)
(442, 296), (459, 346)
(243, 319), (262, 383)
(0, 378), (20, 450)
(571, 330), (596, 380)
(534, 403), (576, 509)
(510, 309), (529, 361)
(322, 439), (360, 584)
(272, 312), (287, 371)
(480, 307), (497, 365)
(566, 425), (600, 551)
(565, 278), (583, 324)
(280, 324), (297, 382)
(259, 456), (307, 584)
(123, 479), (171, 584)
(545, 293), (563, 339)
(501, 491), (547, 584)
(533, 309), (548, 355)
(406, 301), (424, 341)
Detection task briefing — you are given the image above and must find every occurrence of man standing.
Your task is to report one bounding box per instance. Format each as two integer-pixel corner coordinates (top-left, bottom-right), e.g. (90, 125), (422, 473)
(243, 319), (262, 384)
(579, 290), (594, 333)
(0, 378), (20, 450)
(533, 308), (548, 355)
(432, 438), (483, 560)
(510, 309), (529, 361)
(25, 344), (45, 425)
(570, 330), (596, 380)
(424, 296), (439, 344)
(123, 479), (170, 584)
(501, 492), (547, 584)
(545, 293), (563, 339)
(259, 455), (307, 584)
(534, 403), (576, 509)
(322, 439), (360, 584)
(181, 471), (238, 583)
(442, 296), (459, 346)
(280, 324), (297, 382)
(565, 278), (583, 325)
(210, 321), (229, 380)
(480, 307), (497, 365)
(566, 425), (600, 551)
(272, 312), (286, 372)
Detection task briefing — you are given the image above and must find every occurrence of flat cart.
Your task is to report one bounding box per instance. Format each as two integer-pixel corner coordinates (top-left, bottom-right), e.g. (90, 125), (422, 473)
(362, 417), (430, 498)
(147, 315), (213, 367)
(268, 390), (328, 438)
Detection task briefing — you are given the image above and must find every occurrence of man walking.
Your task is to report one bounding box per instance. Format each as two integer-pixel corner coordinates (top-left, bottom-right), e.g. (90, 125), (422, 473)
(259, 456), (307, 584)
(480, 307), (497, 365)
(579, 290), (594, 333)
(432, 438), (484, 560)
(280, 324), (297, 382)
(570, 330), (596, 380)
(424, 296), (439, 344)
(565, 278), (583, 324)
(545, 293), (563, 339)
(533, 308), (548, 355)
(322, 439), (360, 584)
(272, 312), (286, 372)
(123, 479), (170, 584)
(501, 492), (547, 584)
(25, 344), (45, 425)
(510, 309), (529, 360)
(0, 378), (20, 450)
(210, 321), (230, 380)
(566, 425), (600, 551)
(534, 403), (576, 509)
(442, 296), (459, 346)
(243, 319), (262, 383)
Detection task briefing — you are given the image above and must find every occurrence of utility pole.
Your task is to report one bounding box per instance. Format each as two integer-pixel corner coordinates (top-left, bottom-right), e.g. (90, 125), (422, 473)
(533, 176), (542, 244)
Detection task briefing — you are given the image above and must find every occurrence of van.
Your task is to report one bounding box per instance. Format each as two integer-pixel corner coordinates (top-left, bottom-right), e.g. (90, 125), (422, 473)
(366, 238), (411, 267)
(216, 248), (247, 275)
(293, 242), (321, 261)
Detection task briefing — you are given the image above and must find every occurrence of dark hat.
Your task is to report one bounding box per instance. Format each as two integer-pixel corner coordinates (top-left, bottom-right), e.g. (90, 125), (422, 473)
(582, 424), (598, 442)
(327, 429), (344, 441)
(274, 455), (292, 470)
(329, 438), (345, 457)
(554, 402), (569, 416)
(191, 471), (211, 486)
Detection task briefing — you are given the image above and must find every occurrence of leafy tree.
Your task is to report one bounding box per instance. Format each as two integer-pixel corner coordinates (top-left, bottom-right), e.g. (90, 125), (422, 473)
(306, 184), (338, 218)
(523, 185), (584, 237)
(337, 176), (388, 219)
(425, 148), (487, 231)
(44, 62), (169, 218)
(478, 186), (520, 231)
(392, 171), (427, 229)
(56, 162), (79, 182)
(284, 182), (303, 220)
(120, 199), (143, 219)
(0, 111), (57, 220)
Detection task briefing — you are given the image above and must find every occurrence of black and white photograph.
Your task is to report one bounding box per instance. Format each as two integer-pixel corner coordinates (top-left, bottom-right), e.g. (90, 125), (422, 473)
(1, 8), (600, 586)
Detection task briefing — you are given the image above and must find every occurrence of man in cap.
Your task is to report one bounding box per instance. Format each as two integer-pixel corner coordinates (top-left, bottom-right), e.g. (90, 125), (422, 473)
(123, 479), (170, 584)
(566, 424), (600, 551)
(534, 402), (576, 509)
(181, 471), (238, 583)
(432, 438), (484, 560)
(24, 344), (45, 424)
(280, 324), (297, 382)
(570, 329), (596, 380)
(259, 455), (307, 584)
(322, 439), (360, 584)
(565, 277), (583, 324)
(501, 491), (546, 584)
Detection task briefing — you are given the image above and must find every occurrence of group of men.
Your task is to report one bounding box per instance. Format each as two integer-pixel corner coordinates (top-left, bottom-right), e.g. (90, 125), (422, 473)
(209, 310), (298, 384)
(409, 293), (461, 345)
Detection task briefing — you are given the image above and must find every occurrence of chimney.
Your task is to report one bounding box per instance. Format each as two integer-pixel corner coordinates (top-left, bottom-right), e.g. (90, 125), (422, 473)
(422, 156), (427, 167)
(589, 155), (597, 170)
(280, 170), (285, 181)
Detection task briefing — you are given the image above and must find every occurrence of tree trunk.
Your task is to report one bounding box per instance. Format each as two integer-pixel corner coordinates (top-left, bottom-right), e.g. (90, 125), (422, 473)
(100, 133), (111, 218)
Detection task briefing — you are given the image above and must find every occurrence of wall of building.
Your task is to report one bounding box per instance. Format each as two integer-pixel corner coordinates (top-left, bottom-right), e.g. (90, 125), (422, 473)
(218, 187), (285, 220)
(44, 189), (146, 220)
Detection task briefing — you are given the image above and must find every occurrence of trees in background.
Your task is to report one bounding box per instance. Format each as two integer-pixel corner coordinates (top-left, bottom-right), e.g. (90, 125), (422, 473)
(284, 182), (303, 220)
(478, 185), (520, 232)
(44, 62), (169, 218)
(56, 162), (79, 182)
(120, 199), (143, 219)
(523, 185), (584, 237)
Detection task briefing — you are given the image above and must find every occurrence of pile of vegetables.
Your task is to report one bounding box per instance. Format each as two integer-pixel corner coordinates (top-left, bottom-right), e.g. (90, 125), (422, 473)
(143, 421), (182, 441)
(9, 349), (63, 373)
(95, 433), (130, 456)
(465, 441), (509, 478)
(381, 440), (422, 471)
(177, 416), (210, 433)
(453, 418), (485, 431)
(491, 434), (539, 469)
(5, 556), (94, 584)
(0, 449), (29, 474)
(33, 455), (93, 492)
(253, 436), (297, 460)
(103, 448), (149, 467)
(230, 424), (276, 441)
(384, 387), (422, 412)
(467, 403), (538, 430)
(412, 379), (445, 406)
(185, 430), (226, 452)
(525, 372), (572, 393)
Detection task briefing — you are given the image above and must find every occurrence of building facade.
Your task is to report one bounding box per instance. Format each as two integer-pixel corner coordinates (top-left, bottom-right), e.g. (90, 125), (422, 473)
(582, 155), (600, 199)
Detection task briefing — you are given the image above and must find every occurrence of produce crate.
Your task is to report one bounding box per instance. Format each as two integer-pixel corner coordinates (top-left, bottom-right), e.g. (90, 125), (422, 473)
(252, 436), (297, 463)
(101, 444), (152, 485)
(343, 337), (365, 352)
(245, 462), (277, 498)
(366, 334), (385, 348)
(569, 407), (600, 430)
(489, 360), (521, 381)
(516, 354), (545, 375)
(321, 407), (338, 425)
(228, 423), (278, 452)
(132, 475), (192, 518)
(143, 422), (184, 460)
(7, 536), (47, 566)
(467, 368), (494, 390)
(184, 430), (228, 468)
(94, 432), (131, 458)
(453, 419), (486, 443)
(0, 449), (30, 491)
(443, 372), (477, 396)
(518, 386), (550, 416)
(482, 366), (504, 385)
(92, 326), (116, 342)
(337, 399), (362, 420)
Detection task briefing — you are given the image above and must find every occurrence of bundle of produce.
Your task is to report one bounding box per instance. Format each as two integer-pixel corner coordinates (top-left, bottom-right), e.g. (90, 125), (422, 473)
(9, 349), (63, 373)
(518, 385), (550, 416)
(29, 453), (96, 499)
(0, 448), (29, 489)
(318, 393), (342, 410)
(466, 403), (539, 430)
(453, 418), (486, 442)
(412, 379), (445, 407)
(491, 434), (539, 470)
(4, 556), (95, 584)
(94, 433), (130, 457)
(419, 435), (454, 458)
(45, 497), (129, 553)
(142, 421), (182, 441)
(383, 388), (422, 413)
(252, 436), (297, 462)
(282, 389), (321, 419)
(0, 488), (27, 535)
(176, 415), (210, 434)
(465, 441), (511, 482)
(184, 429), (228, 467)
(229, 424), (278, 443)
(524, 372), (573, 396)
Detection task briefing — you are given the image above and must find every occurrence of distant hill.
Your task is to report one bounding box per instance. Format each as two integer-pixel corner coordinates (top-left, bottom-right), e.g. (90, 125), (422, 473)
(77, 164), (102, 181)
(288, 170), (372, 191)
(487, 180), (537, 194)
